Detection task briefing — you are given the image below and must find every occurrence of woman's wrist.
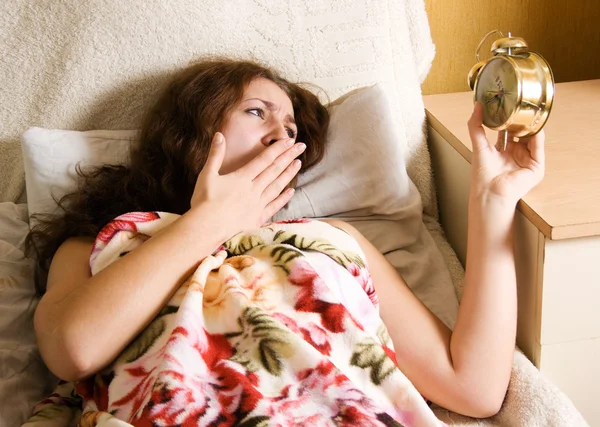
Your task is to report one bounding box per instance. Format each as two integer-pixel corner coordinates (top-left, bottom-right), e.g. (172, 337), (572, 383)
(469, 187), (518, 214)
(468, 190), (517, 238)
(185, 204), (234, 243)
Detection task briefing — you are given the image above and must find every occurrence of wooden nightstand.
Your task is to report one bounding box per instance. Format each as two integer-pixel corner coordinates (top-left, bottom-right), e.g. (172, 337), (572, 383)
(424, 80), (600, 425)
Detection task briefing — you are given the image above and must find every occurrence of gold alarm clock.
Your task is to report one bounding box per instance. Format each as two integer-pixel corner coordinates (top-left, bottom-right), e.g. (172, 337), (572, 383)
(468, 30), (554, 150)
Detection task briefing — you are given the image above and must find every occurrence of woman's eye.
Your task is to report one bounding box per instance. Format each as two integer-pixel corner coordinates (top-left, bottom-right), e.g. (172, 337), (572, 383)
(286, 128), (297, 138)
(247, 108), (263, 118)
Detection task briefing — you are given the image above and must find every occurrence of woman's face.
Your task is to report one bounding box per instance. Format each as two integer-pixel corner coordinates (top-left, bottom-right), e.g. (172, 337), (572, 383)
(219, 78), (298, 174)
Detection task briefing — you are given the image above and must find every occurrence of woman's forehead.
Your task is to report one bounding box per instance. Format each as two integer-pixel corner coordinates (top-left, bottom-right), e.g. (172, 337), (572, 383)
(243, 78), (293, 112)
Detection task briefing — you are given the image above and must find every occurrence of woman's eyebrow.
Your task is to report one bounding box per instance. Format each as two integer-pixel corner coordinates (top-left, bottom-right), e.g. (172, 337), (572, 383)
(244, 97), (296, 125)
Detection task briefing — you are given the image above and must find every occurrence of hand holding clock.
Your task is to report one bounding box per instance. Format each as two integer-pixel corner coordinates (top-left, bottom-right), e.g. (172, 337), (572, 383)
(468, 102), (545, 206)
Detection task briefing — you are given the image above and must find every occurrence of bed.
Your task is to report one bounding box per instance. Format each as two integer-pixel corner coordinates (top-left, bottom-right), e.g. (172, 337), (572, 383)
(0, 0), (588, 426)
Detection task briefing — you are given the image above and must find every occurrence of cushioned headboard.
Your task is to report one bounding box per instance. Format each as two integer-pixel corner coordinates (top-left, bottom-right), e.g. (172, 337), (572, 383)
(0, 0), (435, 210)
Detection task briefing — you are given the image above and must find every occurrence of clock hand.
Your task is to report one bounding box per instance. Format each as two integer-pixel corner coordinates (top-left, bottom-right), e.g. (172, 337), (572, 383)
(486, 94), (499, 105)
(485, 89), (514, 96)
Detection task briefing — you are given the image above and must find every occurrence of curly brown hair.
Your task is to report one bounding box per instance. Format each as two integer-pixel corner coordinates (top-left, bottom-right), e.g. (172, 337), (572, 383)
(25, 58), (330, 295)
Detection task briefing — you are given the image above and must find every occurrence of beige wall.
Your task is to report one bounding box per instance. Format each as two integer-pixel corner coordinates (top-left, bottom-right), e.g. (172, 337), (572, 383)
(422, 0), (600, 95)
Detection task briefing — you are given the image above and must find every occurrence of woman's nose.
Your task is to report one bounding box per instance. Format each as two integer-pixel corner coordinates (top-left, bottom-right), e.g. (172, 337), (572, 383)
(267, 123), (291, 145)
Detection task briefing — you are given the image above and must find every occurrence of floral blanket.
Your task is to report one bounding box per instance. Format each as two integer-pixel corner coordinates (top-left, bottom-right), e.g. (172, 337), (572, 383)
(25, 212), (445, 427)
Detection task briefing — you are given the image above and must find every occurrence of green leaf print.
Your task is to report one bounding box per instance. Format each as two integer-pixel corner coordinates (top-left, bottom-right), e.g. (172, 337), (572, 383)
(225, 307), (294, 376)
(158, 304), (179, 317)
(377, 323), (392, 347)
(273, 230), (365, 269)
(228, 349), (261, 373)
(377, 412), (406, 427)
(237, 416), (271, 427)
(224, 234), (265, 255)
(265, 244), (303, 275)
(270, 244), (303, 264)
(350, 337), (397, 385)
(120, 317), (165, 363)
(26, 405), (78, 422)
(259, 337), (289, 375)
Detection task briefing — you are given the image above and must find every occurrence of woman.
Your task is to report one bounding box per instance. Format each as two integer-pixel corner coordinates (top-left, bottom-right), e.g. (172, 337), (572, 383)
(28, 58), (545, 424)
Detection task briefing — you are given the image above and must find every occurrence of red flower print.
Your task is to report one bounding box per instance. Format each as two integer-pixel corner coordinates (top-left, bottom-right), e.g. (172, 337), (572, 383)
(93, 212), (160, 247)
(288, 259), (350, 333)
(271, 312), (332, 356)
(122, 323), (261, 427)
(263, 361), (387, 426)
(144, 361), (261, 427)
(271, 218), (312, 225)
(115, 212), (161, 224)
(347, 263), (378, 307)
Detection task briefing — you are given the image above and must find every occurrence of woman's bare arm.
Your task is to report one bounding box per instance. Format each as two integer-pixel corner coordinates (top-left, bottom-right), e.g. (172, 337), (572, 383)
(324, 209), (515, 419)
(35, 208), (228, 381)
(321, 104), (544, 418)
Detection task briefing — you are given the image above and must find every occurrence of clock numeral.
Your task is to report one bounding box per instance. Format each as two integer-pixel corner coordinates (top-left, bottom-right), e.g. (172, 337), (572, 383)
(495, 75), (503, 90)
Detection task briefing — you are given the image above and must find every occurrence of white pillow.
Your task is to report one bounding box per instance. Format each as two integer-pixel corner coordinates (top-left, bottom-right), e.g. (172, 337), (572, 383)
(21, 129), (137, 223)
(21, 83), (459, 328)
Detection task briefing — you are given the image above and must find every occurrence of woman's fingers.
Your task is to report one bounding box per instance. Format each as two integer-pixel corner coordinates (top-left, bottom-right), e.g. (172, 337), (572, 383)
(526, 129), (546, 168)
(203, 133), (227, 176)
(240, 138), (297, 179)
(468, 102), (494, 155)
(262, 187), (296, 223)
(261, 158), (302, 203)
(254, 142), (305, 189)
(511, 130), (545, 172)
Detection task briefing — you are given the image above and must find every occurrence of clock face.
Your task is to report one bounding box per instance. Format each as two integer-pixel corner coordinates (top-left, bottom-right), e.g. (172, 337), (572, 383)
(475, 58), (519, 128)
